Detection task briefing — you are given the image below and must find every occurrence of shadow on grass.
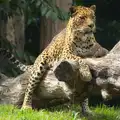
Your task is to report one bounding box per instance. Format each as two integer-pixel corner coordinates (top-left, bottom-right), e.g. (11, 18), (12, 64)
(46, 104), (119, 120)
(87, 112), (117, 120)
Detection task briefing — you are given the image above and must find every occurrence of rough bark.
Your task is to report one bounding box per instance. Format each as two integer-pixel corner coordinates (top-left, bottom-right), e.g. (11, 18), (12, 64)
(39, 0), (72, 52)
(0, 5), (25, 57)
(6, 9), (25, 55)
(1, 41), (120, 108)
(0, 59), (88, 108)
(85, 41), (120, 97)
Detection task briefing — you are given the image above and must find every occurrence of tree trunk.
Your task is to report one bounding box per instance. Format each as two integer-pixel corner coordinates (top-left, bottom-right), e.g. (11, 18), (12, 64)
(1, 41), (120, 108)
(0, 59), (88, 108)
(6, 9), (25, 56)
(0, 7), (25, 58)
(39, 0), (72, 52)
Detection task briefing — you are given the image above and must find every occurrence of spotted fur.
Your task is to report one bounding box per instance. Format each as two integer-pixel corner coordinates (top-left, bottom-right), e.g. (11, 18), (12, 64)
(21, 5), (106, 110)
(0, 48), (32, 72)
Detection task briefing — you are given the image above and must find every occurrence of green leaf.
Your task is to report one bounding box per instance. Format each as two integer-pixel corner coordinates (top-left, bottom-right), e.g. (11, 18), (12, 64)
(51, 12), (58, 21)
(27, 17), (36, 25)
(36, 0), (42, 8)
(41, 7), (48, 16)
(30, 0), (35, 4)
(45, 10), (53, 18)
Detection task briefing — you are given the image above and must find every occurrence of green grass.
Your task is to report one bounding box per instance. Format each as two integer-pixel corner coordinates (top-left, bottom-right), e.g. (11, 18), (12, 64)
(0, 104), (120, 120)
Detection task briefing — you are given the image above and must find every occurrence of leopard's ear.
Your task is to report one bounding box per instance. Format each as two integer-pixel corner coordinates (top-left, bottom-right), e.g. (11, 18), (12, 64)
(90, 5), (96, 12)
(69, 6), (77, 15)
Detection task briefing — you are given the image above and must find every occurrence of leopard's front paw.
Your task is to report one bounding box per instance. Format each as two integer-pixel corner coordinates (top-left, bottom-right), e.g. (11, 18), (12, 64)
(21, 105), (32, 110)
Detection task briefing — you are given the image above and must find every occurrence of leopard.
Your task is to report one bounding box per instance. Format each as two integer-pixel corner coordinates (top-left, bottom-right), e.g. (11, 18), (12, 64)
(0, 27), (107, 72)
(21, 4), (105, 110)
(0, 5), (108, 116)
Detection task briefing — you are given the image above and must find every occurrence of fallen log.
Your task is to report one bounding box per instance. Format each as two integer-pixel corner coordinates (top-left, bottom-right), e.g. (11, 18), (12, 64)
(0, 41), (120, 108)
(0, 60), (90, 109)
(85, 41), (120, 97)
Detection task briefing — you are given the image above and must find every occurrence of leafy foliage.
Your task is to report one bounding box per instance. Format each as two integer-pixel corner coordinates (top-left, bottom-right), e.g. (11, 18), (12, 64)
(0, 0), (69, 23)
(26, 0), (69, 25)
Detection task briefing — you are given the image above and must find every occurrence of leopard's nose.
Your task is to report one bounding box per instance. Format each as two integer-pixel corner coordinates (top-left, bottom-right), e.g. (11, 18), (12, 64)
(88, 23), (94, 28)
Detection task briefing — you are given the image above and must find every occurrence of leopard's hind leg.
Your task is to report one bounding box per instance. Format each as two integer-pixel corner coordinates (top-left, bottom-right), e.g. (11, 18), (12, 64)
(21, 58), (48, 109)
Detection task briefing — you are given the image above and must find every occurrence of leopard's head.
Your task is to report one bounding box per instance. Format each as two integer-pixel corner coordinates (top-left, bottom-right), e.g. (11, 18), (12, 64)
(68, 5), (96, 33)
(65, 5), (107, 57)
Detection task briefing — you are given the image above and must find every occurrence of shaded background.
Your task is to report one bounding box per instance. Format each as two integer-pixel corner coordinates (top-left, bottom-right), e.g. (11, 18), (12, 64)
(25, 0), (120, 56)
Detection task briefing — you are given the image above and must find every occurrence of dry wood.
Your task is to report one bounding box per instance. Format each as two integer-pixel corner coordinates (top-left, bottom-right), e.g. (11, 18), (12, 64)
(0, 41), (120, 108)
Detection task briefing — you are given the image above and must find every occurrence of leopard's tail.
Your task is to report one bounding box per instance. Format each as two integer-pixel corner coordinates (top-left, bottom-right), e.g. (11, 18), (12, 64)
(0, 48), (31, 72)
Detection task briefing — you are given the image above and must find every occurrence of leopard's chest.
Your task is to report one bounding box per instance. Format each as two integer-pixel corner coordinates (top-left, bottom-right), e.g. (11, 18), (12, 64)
(72, 33), (95, 57)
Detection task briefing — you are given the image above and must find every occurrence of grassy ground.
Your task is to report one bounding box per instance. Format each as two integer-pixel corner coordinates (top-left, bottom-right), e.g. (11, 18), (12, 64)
(0, 104), (120, 120)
